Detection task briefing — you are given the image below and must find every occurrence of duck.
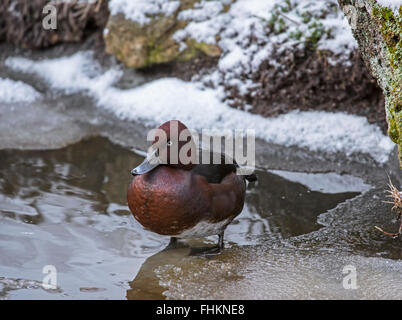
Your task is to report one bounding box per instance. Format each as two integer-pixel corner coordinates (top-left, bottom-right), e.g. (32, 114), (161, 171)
(127, 120), (257, 255)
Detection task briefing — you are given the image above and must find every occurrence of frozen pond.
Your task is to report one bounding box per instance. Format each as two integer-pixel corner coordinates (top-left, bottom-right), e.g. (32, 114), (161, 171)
(0, 44), (401, 300)
(0, 137), (400, 299)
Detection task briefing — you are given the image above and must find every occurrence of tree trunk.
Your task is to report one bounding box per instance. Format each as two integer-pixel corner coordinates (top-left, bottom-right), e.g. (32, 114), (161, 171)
(337, 0), (401, 166)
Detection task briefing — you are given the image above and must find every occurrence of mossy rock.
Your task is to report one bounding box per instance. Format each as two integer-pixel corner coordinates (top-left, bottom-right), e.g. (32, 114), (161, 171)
(104, 0), (222, 68)
(371, 3), (402, 162)
(339, 0), (401, 165)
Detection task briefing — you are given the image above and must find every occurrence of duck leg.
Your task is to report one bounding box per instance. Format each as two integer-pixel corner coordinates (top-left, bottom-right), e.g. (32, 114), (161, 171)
(218, 233), (224, 250)
(163, 237), (188, 251)
(168, 237), (178, 247)
(189, 232), (224, 256)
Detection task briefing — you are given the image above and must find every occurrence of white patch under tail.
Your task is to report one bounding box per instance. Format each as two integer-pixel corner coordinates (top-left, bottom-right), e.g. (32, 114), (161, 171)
(176, 218), (232, 238)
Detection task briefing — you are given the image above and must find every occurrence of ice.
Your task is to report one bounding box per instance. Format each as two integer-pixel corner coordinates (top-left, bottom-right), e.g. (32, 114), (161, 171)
(0, 78), (41, 103)
(153, 247), (402, 299)
(269, 171), (372, 194)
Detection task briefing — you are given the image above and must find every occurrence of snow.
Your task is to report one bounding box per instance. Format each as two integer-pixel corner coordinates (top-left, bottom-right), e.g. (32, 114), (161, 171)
(173, 0), (357, 99)
(377, 0), (402, 15)
(317, 16), (357, 61)
(177, 1), (227, 22)
(108, 0), (358, 99)
(5, 51), (395, 163)
(0, 78), (41, 104)
(108, 0), (180, 25)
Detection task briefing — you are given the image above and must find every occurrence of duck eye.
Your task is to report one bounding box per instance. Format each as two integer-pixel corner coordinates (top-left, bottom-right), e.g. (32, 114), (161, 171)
(167, 141), (172, 146)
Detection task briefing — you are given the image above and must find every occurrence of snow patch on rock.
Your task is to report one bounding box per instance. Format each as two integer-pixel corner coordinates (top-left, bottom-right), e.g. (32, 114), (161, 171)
(108, 0), (180, 25)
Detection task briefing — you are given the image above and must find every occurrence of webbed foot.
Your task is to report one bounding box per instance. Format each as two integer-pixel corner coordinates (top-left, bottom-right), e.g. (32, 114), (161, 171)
(188, 233), (224, 257)
(189, 245), (221, 256)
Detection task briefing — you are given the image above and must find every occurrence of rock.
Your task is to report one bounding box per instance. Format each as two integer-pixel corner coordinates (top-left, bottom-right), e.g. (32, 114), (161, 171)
(104, 0), (222, 68)
(338, 0), (402, 166)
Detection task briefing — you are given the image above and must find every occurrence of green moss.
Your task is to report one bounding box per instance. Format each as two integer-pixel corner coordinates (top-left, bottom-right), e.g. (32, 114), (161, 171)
(145, 39), (174, 66)
(263, 2), (333, 48)
(192, 41), (220, 56)
(388, 103), (400, 144)
(281, 0), (292, 13)
(372, 5), (402, 69)
(372, 3), (402, 164)
(301, 12), (312, 24)
(289, 30), (303, 40)
(176, 40), (220, 62)
(146, 46), (162, 66)
(306, 21), (327, 45)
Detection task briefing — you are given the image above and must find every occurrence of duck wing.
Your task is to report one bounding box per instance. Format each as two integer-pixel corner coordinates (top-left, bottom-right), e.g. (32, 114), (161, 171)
(192, 150), (257, 184)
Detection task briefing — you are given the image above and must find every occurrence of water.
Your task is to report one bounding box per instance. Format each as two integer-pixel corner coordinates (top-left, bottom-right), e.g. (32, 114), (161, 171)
(1, 136), (397, 300)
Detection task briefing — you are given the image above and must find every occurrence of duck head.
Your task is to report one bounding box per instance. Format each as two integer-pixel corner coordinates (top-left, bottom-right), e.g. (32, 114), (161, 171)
(131, 120), (197, 176)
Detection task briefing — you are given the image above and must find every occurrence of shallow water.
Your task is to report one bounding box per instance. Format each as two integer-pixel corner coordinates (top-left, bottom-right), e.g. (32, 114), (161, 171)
(1, 136), (394, 300)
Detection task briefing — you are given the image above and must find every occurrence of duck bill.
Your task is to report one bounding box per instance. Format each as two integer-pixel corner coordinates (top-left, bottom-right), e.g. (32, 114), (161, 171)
(131, 148), (161, 176)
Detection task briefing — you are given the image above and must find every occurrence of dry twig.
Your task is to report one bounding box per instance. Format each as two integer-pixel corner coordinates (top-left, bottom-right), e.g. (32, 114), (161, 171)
(375, 177), (402, 238)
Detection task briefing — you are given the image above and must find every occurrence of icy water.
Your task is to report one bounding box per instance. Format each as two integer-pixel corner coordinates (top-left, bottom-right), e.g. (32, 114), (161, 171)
(1, 136), (400, 299)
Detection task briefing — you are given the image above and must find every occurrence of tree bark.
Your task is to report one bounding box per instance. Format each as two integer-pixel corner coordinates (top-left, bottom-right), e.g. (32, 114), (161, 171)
(337, 0), (401, 166)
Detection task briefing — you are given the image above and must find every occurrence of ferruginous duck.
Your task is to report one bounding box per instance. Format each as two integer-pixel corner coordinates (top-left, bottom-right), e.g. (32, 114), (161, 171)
(127, 120), (257, 255)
